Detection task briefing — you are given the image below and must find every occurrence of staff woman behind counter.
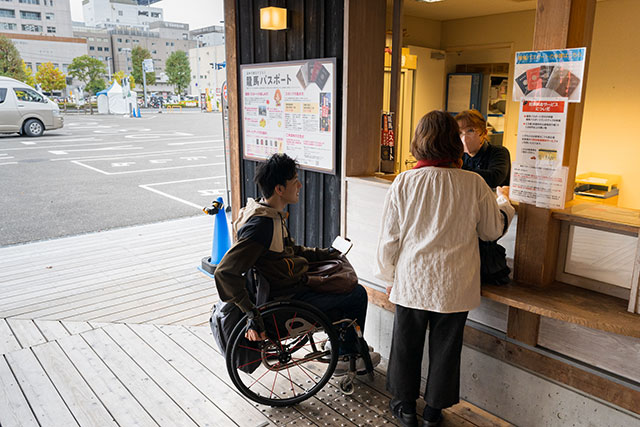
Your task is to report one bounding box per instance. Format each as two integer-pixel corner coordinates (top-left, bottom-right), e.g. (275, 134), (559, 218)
(375, 110), (515, 427)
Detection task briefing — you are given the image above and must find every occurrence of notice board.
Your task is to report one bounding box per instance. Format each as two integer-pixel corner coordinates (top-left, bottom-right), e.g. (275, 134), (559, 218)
(240, 58), (337, 174)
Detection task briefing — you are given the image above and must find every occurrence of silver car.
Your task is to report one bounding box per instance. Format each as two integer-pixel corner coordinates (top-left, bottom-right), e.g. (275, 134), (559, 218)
(0, 76), (64, 137)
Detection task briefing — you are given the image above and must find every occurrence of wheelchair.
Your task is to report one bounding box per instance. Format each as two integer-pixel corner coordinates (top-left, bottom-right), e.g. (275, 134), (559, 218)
(220, 270), (376, 407)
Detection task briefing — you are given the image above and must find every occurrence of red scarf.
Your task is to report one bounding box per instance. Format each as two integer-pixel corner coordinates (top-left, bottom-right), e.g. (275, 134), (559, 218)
(413, 158), (458, 169)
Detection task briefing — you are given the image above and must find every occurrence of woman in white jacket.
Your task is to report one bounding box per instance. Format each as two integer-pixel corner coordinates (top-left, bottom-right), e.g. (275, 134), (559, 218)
(375, 110), (514, 427)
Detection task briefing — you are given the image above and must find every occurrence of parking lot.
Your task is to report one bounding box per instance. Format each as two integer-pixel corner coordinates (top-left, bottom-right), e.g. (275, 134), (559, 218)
(0, 111), (227, 246)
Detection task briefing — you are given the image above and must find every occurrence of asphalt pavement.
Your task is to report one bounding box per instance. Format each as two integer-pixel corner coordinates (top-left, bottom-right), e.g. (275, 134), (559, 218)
(0, 110), (227, 246)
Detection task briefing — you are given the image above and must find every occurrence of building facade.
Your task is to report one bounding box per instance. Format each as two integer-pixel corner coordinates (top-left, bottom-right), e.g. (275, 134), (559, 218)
(188, 43), (226, 108)
(82, 0), (162, 30)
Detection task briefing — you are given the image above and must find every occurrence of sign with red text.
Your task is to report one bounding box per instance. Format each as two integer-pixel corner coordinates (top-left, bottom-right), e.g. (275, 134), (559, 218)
(510, 164), (568, 209)
(240, 58), (336, 174)
(516, 99), (567, 167)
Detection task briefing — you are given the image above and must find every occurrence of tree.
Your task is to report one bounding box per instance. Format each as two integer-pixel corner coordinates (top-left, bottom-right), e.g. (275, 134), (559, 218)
(68, 55), (106, 113)
(22, 61), (35, 87)
(108, 70), (136, 90)
(165, 50), (191, 96)
(131, 46), (155, 86)
(35, 62), (66, 93)
(0, 35), (27, 82)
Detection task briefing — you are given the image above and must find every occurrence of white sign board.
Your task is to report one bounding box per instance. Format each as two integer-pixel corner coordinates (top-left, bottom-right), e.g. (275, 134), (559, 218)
(513, 48), (586, 103)
(143, 58), (154, 73)
(516, 99), (568, 167)
(510, 164), (568, 209)
(240, 58), (336, 174)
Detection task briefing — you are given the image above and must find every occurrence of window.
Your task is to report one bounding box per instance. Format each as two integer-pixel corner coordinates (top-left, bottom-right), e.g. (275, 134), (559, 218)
(138, 10), (148, 16)
(45, 12), (53, 20)
(0, 88), (7, 104)
(0, 0), (13, 3)
(118, 10), (122, 16)
(151, 12), (159, 18)
(22, 23), (42, 32)
(46, 25), (54, 33)
(171, 42), (174, 46)
(125, 38), (129, 43)
(0, 22), (16, 30)
(88, 37), (94, 41)
(117, 47), (122, 52)
(20, 11), (41, 20)
(62, 63), (68, 72)
(104, 47), (109, 52)
(97, 46), (102, 51)
(151, 49), (156, 54)
(13, 88), (47, 102)
(35, 62), (41, 70)
(98, 56), (103, 60)
(18, 0), (39, 4)
(89, 46), (95, 50)
(0, 8), (14, 18)
(117, 38), (122, 42)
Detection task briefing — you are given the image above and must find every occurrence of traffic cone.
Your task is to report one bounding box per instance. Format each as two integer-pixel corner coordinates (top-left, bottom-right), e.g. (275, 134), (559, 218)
(200, 197), (232, 276)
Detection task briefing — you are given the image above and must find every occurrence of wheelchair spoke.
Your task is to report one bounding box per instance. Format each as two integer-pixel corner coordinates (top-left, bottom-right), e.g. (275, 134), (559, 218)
(270, 368), (278, 398)
(285, 366), (297, 398)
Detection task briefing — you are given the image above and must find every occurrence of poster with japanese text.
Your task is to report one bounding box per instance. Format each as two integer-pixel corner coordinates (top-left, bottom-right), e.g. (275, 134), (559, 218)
(240, 59), (336, 174)
(516, 100), (568, 167)
(513, 48), (586, 103)
(510, 163), (568, 209)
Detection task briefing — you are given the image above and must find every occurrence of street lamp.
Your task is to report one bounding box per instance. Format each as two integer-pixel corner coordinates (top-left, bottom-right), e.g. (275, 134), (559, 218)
(195, 35), (203, 99)
(106, 56), (112, 81)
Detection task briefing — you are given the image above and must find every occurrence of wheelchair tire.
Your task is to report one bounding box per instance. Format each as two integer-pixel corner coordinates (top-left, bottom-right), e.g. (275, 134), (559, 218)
(226, 301), (339, 407)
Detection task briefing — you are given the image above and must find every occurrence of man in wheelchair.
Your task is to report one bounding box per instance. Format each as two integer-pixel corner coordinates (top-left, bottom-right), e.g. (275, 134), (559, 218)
(214, 153), (380, 376)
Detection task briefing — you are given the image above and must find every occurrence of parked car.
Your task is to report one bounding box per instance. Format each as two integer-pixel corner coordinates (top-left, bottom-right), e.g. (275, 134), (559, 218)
(0, 76), (63, 137)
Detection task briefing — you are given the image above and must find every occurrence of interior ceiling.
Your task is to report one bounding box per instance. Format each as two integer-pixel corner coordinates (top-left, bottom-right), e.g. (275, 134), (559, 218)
(391, 0), (538, 21)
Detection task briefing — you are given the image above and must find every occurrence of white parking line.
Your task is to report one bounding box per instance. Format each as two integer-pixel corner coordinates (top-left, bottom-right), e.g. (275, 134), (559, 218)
(168, 139), (223, 145)
(72, 161), (224, 175)
(3, 135), (220, 151)
(49, 145), (143, 155)
(139, 176), (227, 209)
(0, 162), (18, 166)
(51, 146), (222, 162)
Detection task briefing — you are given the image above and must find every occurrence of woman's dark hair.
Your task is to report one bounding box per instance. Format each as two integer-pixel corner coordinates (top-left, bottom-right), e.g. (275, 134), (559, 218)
(254, 153), (298, 198)
(410, 110), (464, 161)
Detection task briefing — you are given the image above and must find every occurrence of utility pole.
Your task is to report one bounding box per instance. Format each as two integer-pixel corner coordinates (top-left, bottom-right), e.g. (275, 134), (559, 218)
(106, 56), (112, 81)
(195, 35), (202, 102)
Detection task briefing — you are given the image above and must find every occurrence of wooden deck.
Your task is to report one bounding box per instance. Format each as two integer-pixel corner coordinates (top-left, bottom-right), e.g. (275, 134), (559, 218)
(0, 216), (511, 426)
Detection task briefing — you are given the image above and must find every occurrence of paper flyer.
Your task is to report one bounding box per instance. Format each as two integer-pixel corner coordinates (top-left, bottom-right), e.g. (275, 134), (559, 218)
(516, 99), (568, 167)
(241, 59), (336, 174)
(513, 48), (586, 103)
(510, 163), (569, 209)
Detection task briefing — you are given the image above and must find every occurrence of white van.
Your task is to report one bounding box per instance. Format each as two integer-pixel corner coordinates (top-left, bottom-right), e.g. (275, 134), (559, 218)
(0, 76), (63, 137)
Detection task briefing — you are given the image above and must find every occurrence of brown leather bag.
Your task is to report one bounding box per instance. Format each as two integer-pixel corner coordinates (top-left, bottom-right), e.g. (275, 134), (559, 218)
(305, 258), (358, 294)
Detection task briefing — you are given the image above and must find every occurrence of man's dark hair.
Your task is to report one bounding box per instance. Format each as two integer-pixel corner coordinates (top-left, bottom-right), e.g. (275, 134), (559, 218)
(254, 153), (298, 198)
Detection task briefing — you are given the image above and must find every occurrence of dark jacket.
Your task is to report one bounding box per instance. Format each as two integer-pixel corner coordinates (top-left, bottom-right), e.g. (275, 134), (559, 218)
(214, 198), (336, 313)
(462, 141), (511, 189)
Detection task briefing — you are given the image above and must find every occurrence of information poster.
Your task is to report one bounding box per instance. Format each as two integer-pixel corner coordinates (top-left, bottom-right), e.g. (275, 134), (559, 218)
(240, 58), (336, 174)
(512, 48), (586, 103)
(510, 164), (569, 209)
(516, 100), (567, 166)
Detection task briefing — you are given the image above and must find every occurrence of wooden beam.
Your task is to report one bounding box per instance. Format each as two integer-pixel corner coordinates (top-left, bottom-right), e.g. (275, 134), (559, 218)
(514, 0), (596, 287)
(507, 307), (540, 346)
(341, 0), (386, 177)
(223, 0), (242, 220)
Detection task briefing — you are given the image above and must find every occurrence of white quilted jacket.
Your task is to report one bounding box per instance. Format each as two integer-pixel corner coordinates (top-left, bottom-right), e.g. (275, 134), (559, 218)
(374, 167), (515, 313)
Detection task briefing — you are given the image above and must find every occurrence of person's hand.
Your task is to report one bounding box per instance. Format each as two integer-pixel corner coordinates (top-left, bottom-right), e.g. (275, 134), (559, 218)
(245, 308), (267, 341)
(386, 285), (393, 295)
(497, 186), (510, 199)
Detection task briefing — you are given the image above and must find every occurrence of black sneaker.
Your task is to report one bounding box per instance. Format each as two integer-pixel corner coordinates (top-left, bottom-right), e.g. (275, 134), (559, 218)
(422, 406), (443, 427)
(389, 399), (418, 427)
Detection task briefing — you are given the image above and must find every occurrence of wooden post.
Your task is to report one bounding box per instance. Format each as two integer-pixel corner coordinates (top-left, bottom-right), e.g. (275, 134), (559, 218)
(385, 0), (403, 173)
(223, 0), (242, 220)
(513, 0), (596, 287)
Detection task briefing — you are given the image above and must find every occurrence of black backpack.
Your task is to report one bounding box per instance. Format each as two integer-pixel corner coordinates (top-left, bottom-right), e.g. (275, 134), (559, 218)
(209, 269), (270, 373)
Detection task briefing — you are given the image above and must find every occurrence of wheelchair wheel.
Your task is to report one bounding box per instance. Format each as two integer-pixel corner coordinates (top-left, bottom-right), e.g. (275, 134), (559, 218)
(226, 301), (339, 406)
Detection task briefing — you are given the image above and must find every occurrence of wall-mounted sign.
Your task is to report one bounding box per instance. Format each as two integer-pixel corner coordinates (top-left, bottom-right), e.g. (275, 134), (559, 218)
(240, 58), (337, 174)
(512, 47), (586, 103)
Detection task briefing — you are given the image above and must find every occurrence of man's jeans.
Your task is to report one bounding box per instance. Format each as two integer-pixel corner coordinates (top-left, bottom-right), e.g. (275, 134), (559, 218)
(292, 284), (368, 354)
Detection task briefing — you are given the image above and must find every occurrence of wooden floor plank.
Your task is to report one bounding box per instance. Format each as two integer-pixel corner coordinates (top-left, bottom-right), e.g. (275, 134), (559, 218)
(56, 334), (159, 427)
(149, 302), (213, 326)
(4, 348), (79, 426)
(6, 319), (46, 349)
(129, 323), (275, 426)
(158, 325), (308, 425)
(62, 321), (95, 335)
(0, 355), (39, 427)
(0, 319), (22, 355)
(80, 327), (198, 426)
(32, 341), (118, 427)
(33, 319), (71, 342)
(102, 323), (237, 427)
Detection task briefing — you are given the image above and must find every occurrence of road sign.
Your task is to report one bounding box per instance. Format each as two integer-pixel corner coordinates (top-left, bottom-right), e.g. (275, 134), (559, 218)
(143, 58), (154, 73)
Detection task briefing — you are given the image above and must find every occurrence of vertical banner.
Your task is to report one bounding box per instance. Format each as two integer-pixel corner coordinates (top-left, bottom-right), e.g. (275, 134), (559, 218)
(380, 112), (395, 161)
(240, 59), (336, 174)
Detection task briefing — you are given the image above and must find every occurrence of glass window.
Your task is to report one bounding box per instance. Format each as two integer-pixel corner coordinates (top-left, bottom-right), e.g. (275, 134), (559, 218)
(46, 26), (54, 33)
(0, 8), (14, 17)
(151, 12), (159, 18)
(35, 62), (41, 69)
(22, 24), (42, 32)
(125, 39), (129, 43)
(0, 88), (7, 104)
(97, 46), (102, 51)
(104, 47), (109, 52)
(62, 63), (68, 72)
(18, 0), (39, 4)
(117, 47), (122, 52)
(20, 11), (41, 20)
(14, 87), (45, 103)
(0, 0), (13, 3)
(89, 46), (95, 50)
(88, 37), (94, 41)
(117, 38), (122, 42)
(45, 12), (53, 20)
(118, 10), (122, 16)
(0, 22), (16, 30)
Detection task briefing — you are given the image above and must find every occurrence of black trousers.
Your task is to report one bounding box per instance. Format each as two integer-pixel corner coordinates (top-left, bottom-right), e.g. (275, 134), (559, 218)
(386, 305), (468, 409)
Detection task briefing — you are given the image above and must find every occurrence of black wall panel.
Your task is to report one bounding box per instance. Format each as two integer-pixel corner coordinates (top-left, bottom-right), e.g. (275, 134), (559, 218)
(235, 0), (344, 248)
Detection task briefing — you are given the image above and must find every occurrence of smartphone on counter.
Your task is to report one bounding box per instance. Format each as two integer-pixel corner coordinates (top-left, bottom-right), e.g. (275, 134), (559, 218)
(331, 236), (353, 255)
